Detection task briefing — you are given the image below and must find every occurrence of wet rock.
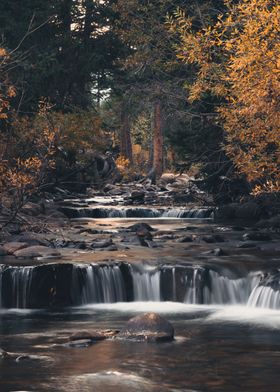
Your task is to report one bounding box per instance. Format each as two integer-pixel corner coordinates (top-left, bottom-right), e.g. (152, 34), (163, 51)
(237, 242), (257, 249)
(14, 246), (61, 258)
(90, 238), (114, 249)
(101, 244), (118, 251)
(128, 223), (155, 232)
(130, 190), (145, 202)
(0, 348), (9, 359)
(118, 312), (174, 342)
(202, 235), (225, 243)
(242, 232), (272, 241)
(203, 248), (226, 256)
(69, 329), (119, 342)
(177, 236), (193, 243)
(64, 339), (93, 348)
(3, 242), (29, 255)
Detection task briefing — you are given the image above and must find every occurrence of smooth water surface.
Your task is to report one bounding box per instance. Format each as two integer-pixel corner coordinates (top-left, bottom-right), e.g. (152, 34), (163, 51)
(1, 303), (280, 391)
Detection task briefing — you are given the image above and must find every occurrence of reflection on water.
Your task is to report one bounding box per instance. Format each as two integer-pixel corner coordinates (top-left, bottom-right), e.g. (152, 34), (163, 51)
(1, 303), (280, 391)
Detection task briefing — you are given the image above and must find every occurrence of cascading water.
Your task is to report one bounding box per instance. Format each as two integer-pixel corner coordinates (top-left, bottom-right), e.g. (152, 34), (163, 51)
(1, 262), (279, 310)
(9, 266), (34, 308)
(60, 206), (214, 219)
(130, 264), (161, 301)
(73, 264), (126, 304)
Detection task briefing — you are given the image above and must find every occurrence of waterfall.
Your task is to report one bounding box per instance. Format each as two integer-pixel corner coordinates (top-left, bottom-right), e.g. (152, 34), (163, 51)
(247, 286), (280, 309)
(162, 208), (213, 219)
(9, 266), (33, 308)
(130, 264), (161, 301)
(0, 262), (279, 310)
(60, 206), (214, 219)
(73, 264), (126, 304)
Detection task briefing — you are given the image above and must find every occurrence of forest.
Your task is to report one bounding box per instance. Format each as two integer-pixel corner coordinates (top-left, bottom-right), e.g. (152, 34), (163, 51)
(0, 2), (280, 391)
(0, 0), (278, 221)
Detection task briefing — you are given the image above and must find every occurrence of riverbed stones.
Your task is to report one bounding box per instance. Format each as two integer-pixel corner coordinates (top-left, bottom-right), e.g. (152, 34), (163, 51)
(118, 312), (174, 342)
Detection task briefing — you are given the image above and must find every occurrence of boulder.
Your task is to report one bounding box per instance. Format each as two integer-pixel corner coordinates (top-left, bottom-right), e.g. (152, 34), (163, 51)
(215, 202), (263, 221)
(3, 242), (29, 255)
(118, 312), (174, 342)
(202, 235), (225, 243)
(128, 223), (155, 232)
(14, 246), (61, 258)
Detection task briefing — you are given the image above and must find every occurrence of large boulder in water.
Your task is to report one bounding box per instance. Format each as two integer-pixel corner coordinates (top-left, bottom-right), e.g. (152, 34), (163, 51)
(118, 313), (174, 342)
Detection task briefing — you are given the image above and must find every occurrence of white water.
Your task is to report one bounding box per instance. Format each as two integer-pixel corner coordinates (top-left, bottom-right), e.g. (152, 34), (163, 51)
(2, 263), (280, 311)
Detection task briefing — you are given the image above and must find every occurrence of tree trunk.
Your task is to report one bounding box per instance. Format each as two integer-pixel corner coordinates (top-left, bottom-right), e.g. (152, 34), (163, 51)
(153, 100), (164, 179)
(120, 110), (133, 163)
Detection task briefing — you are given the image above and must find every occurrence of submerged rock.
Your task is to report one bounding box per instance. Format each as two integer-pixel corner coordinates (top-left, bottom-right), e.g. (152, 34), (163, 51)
(118, 312), (174, 342)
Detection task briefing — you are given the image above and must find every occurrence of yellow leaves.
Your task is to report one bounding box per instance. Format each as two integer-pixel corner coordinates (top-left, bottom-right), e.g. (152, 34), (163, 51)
(0, 47), (7, 57)
(173, 0), (280, 193)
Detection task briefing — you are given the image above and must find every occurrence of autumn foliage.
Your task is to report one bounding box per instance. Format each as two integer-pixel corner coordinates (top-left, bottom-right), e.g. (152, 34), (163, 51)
(170, 0), (280, 194)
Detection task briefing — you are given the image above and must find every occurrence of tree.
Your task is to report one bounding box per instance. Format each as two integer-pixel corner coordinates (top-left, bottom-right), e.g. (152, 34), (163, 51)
(171, 0), (280, 194)
(0, 0), (123, 112)
(113, 0), (228, 181)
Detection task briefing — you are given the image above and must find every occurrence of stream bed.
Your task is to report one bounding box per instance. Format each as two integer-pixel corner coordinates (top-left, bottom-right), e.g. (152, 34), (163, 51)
(1, 205), (280, 391)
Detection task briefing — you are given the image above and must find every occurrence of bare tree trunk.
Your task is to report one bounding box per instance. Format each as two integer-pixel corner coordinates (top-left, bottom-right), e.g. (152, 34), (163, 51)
(120, 110), (133, 163)
(153, 100), (164, 179)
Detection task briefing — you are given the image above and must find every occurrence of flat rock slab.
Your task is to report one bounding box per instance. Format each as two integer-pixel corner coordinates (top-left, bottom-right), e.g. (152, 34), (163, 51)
(14, 246), (61, 258)
(118, 312), (174, 342)
(3, 242), (29, 255)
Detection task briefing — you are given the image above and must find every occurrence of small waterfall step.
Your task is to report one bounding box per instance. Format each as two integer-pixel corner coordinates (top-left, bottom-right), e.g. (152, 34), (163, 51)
(59, 205), (214, 219)
(1, 262), (279, 310)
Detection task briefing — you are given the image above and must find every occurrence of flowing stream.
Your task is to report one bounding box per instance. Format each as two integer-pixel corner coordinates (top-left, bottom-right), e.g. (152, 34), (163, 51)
(1, 203), (280, 391)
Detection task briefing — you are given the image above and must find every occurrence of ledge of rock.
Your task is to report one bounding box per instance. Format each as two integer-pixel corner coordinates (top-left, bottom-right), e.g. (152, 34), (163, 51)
(14, 246), (61, 258)
(118, 312), (174, 342)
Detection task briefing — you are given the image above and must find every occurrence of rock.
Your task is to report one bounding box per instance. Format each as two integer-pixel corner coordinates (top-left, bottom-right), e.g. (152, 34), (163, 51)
(14, 246), (61, 258)
(256, 215), (280, 230)
(242, 232), (272, 241)
(3, 242), (29, 255)
(202, 235), (225, 243)
(0, 348), (9, 359)
(64, 339), (93, 348)
(237, 242), (257, 249)
(130, 190), (145, 202)
(177, 236), (193, 243)
(90, 238), (114, 249)
(235, 202), (263, 220)
(203, 248), (226, 256)
(13, 232), (49, 247)
(215, 202), (263, 221)
(69, 329), (119, 342)
(118, 312), (174, 342)
(128, 223), (155, 232)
